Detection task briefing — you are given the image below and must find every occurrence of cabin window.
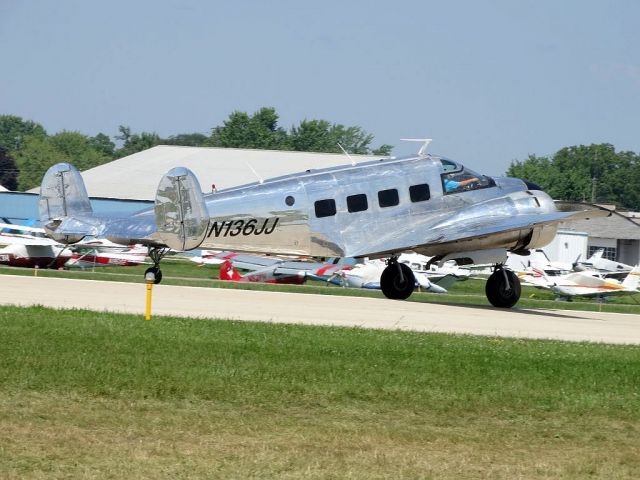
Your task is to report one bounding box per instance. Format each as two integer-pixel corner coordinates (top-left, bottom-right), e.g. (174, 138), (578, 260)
(314, 199), (336, 218)
(285, 195), (295, 206)
(409, 184), (430, 202)
(347, 193), (368, 213)
(378, 188), (399, 208)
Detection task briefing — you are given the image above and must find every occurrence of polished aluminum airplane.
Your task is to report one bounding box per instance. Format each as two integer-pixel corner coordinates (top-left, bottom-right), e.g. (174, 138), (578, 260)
(37, 140), (607, 307)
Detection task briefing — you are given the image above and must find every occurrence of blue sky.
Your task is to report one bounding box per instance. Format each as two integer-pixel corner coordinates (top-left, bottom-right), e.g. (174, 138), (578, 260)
(1, 0), (639, 174)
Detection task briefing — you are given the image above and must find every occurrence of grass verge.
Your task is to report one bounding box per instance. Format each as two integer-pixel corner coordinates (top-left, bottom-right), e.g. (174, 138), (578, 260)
(1, 305), (639, 478)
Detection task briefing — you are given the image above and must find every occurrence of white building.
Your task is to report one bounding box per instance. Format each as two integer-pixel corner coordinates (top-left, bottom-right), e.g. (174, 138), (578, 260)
(554, 203), (640, 266)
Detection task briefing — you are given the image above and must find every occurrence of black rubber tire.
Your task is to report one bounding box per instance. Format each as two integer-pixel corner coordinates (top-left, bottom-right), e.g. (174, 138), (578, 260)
(380, 263), (415, 300)
(144, 266), (163, 285)
(485, 269), (521, 308)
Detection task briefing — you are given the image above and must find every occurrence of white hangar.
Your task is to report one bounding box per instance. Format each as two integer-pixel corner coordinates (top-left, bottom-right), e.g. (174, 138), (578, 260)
(70, 145), (381, 201)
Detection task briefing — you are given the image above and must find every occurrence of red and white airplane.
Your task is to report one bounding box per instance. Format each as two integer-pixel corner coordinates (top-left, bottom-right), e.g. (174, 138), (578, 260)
(65, 241), (147, 268)
(0, 223), (146, 269)
(213, 253), (350, 285)
(0, 223), (72, 268)
(206, 250), (464, 293)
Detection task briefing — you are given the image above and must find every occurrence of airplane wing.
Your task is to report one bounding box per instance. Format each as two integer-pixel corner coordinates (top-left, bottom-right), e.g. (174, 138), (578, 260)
(0, 234), (60, 247)
(346, 209), (609, 258)
(0, 222), (45, 234)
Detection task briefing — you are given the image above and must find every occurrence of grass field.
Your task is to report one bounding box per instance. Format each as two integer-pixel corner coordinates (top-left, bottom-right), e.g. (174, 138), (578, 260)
(1, 305), (639, 478)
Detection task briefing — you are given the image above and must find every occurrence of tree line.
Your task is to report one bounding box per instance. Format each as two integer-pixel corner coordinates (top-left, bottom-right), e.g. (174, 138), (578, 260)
(0, 107), (393, 191)
(506, 144), (640, 211)
(2, 109), (640, 210)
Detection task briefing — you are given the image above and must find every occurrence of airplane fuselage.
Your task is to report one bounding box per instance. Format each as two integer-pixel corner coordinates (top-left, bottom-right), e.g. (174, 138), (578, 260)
(197, 154), (558, 260)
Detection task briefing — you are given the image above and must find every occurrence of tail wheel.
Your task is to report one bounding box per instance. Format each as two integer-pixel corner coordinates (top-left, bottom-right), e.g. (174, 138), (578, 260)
(381, 263), (415, 300)
(485, 269), (521, 308)
(144, 266), (163, 284)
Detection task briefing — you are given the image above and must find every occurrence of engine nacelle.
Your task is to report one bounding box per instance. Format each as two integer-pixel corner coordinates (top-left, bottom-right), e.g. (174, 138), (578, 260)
(522, 224), (558, 250)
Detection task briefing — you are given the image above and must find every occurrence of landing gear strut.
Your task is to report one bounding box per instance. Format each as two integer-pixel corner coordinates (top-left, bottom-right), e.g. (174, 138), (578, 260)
(144, 247), (170, 284)
(380, 257), (415, 300)
(485, 266), (521, 308)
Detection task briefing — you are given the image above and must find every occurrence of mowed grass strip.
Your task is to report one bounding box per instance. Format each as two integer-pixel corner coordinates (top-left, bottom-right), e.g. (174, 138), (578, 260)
(1, 306), (639, 479)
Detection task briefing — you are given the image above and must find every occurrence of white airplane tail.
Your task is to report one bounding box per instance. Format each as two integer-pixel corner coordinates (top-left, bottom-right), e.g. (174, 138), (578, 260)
(621, 267), (640, 291)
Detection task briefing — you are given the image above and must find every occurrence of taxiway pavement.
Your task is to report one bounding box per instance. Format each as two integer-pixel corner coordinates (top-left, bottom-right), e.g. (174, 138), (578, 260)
(1, 274), (639, 345)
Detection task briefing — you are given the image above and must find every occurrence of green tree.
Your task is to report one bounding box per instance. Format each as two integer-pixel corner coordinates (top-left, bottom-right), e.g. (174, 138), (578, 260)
(208, 108), (288, 150)
(13, 136), (68, 190)
(0, 115), (47, 153)
(90, 133), (116, 158)
(49, 131), (111, 171)
(371, 144), (393, 156)
(507, 144), (640, 209)
(208, 107), (391, 155)
(162, 133), (209, 146)
(0, 147), (18, 190)
(13, 131), (112, 190)
(114, 125), (161, 158)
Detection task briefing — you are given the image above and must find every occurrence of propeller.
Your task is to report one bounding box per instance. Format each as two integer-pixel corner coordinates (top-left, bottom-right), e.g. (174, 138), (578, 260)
(572, 254), (582, 271)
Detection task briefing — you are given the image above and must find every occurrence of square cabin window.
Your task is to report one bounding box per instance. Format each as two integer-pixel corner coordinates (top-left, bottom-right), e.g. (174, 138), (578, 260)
(409, 184), (430, 202)
(378, 188), (399, 208)
(347, 194), (368, 213)
(314, 198), (336, 218)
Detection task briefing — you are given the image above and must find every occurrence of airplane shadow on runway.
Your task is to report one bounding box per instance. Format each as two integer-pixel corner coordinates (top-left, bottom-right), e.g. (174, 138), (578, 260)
(414, 299), (597, 320)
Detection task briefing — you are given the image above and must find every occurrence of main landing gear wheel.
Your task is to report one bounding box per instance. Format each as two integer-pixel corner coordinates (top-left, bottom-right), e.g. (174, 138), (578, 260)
(485, 268), (521, 308)
(381, 262), (415, 300)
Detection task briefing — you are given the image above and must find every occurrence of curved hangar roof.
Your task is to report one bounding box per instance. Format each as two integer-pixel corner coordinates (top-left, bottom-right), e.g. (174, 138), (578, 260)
(66, 146), (380, 201)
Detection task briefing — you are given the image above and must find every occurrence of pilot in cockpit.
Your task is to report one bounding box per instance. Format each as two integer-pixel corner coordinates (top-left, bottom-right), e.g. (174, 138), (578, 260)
(443, 173), (479, 193)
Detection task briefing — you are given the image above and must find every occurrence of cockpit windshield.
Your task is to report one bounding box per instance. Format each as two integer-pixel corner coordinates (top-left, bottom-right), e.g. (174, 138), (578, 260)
(439, 159), (494, 194)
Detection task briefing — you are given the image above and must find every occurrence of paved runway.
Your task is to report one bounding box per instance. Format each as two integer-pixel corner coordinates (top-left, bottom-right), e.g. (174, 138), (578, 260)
(1, 274), (639, 344)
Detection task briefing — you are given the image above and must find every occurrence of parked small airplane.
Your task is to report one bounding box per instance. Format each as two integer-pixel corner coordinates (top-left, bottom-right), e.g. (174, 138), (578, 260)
(521, 266), (640, 300)
(506, 248), (573, 277)
(573, 248), (634, 278)
(318, 258), (454, 293)
(0, 222), (147, 269)
(65, 242), (147, 268)
(37, 140), (608, 307)
(218, 258), (346, 285)
(0, 222), (72, 268)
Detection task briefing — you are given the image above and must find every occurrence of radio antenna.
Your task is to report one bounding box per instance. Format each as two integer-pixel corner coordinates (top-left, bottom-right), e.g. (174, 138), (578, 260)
(400, 138), (432, 156)
(245, 162), (264, 184)
(337, 143), (357, 166)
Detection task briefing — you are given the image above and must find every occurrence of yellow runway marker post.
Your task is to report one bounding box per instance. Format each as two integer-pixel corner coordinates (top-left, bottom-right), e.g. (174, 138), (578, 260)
(144, 271), (156, 320)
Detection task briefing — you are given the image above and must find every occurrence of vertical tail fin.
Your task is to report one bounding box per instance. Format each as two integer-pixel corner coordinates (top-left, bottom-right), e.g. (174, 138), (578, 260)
(622, 267), (640, 290)
(219, 261), (243, 281)
(155, 167), (209, 251)
(38, 163), (93, 244)
(39, 163), (93, 221)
